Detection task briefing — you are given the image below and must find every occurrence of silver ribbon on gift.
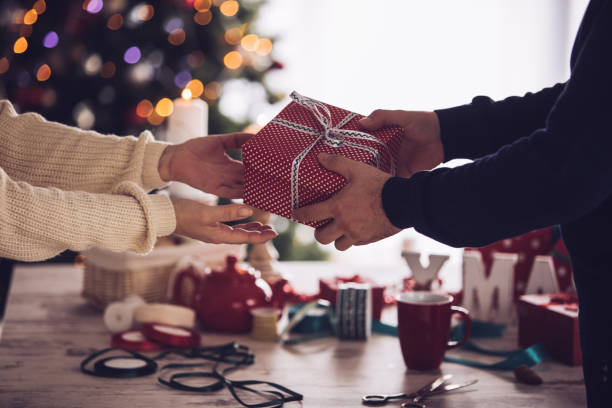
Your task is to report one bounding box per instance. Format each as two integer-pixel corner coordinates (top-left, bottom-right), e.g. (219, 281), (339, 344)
(270, 91), (396, 211)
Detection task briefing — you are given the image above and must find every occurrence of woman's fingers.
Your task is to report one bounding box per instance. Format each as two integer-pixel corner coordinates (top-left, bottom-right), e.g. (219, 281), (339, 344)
(200, 203), (253, 224)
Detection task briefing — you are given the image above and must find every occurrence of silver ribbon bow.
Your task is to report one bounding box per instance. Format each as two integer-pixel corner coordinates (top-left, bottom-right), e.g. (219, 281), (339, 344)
(271, 91), (396, 211)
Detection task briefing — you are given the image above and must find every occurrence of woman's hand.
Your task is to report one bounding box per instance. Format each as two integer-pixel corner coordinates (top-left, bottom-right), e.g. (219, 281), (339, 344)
(159, 133), (252, 198)
(170, 197), (277, 244)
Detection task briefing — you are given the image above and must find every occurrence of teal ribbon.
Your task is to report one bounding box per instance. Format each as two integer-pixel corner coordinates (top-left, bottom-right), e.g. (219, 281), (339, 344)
(372, 320), (549, 370)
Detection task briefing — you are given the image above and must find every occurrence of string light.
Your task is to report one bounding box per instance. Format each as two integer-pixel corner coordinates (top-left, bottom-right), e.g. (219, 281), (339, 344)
(43, 31), (59, 48)
(174, 70), (192, 88)
(33, 0), (46, 14)
(185, 79), (204, 98)
(123, 46), (142, 64)
(147, 110), (164, 125)
(155, 97), (174, 117)
(20, 25), (33, 38)
(168, 29), (186, 46)
(107, 14), (123, 30)
(240, 34), (258, 52)
(204, 81), (221, 100)
(223, 51), (242, 69)
(0, 58), (9, 74)
(36, 64), (51, 81)
(23, 9), (38, 25)
(83, 0), (103, 14)
(219, 1), (239, 17)
(194, 0), (212, 11)
(139, 4), (155, 21)
(256, 38), (273, 56)
(194, 10), (212, 25)
(224, 27), (242, 45)
(136, 99), (153, 118)
(13, 37), (28, 54)
(100, 61), (116, 78)
(84, 54), (102, 75)
(186, 51), (205, 68)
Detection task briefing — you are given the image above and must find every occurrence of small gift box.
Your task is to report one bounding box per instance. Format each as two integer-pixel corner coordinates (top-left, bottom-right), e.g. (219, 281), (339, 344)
(319, 275), (386, 321)
(242, 91), (402, 227)
(517, 293), (581, 365)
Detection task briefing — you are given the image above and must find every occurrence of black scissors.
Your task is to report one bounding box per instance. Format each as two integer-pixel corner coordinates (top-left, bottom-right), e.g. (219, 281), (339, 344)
(362, 374), (452, 405)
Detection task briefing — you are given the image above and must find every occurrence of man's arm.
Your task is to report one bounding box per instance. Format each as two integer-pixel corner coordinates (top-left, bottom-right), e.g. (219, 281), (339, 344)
(435, 83), (565, 162)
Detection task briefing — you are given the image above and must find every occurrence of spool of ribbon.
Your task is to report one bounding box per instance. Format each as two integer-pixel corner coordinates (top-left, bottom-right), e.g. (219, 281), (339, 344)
(103, 295), (146, 333)
(250, 307), (283, 341)
(111, 329), (163, 352)
(133, 303), (196, 329)
(336, 283), (372, 340)
(141, 323), (201, 348)
(81, 348), (158, 379)
(273, 91), (395, 210)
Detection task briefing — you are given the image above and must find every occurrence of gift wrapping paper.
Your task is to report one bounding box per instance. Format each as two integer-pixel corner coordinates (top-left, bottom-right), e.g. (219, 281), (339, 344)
(242, 92), (403, 227)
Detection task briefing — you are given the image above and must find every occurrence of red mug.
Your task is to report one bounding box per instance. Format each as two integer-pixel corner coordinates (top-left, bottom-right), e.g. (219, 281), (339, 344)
(397, 291), (471, 371)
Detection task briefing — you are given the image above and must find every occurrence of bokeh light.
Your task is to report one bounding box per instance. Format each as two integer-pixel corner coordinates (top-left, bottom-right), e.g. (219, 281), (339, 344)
(73, 102), (95, 129)
(155, 97), (174, 117)
(100, 61), (116, 78)
(168, 29), (186, 46)
(36, 64), (51, 81)
(136, 99), (153, 118)
(83, 0), (103, 14)
(194, 10), (212, 26)
(185, 79), (204, 98)
(123, 46), (141, 64)
(43, 31), (59, 48)
(147, 110), (164, 125)
(129, 62), (154, 84)
(13, 37), (28, 54)
(204, 81), (221, 100)
(174, 70), (192, 88)
(20, 25), (33, 38)
(0, 58), (9, 74)
(194, 0), (212, 11)
(84, 54), (102, 75)
(223, 51), (242, 69)
(240, 34), (258, 52)
(164, 17), (183, 33)
(224, 27), (242, 45)
(219, 1), (239, 17)
(138, 4), (154, 21)
(33, 0), (46, 14)
(23, 9), (38, 25)
(186, 51), (204, 68)
(256, 38), (273, 55)
(181, 88), (192, 100)
(107, 14), (123, 30)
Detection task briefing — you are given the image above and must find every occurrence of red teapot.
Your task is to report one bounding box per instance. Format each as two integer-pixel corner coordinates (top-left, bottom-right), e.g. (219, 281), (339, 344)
(172, 255), (285, 333)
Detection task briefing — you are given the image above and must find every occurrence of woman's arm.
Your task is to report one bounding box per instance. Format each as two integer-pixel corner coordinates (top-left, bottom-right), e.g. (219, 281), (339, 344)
(0, 166), (176, 262)
(0, 100), (168, 193)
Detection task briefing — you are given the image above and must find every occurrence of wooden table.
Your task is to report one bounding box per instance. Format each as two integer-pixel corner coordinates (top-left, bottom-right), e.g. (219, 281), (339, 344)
(0, 264), (586, 407)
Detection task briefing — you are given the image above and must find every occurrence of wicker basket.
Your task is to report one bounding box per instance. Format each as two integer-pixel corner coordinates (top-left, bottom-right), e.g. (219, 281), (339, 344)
(80, 238), (246, 309)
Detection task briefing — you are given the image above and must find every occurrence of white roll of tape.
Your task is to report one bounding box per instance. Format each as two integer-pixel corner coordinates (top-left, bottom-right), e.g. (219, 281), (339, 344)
(103, 295), (146, 333)
(133, 303), (196, 329)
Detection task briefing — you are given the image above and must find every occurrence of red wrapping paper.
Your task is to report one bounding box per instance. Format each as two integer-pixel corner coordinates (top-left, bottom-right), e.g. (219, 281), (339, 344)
(242, 92), (403, 227)
(517, 293), (581, 366)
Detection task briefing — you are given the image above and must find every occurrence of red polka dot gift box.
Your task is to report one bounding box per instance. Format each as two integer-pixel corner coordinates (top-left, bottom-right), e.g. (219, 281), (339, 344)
(242, 92), (402, 227)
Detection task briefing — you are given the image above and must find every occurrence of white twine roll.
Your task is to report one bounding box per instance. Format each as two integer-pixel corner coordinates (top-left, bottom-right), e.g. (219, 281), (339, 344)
(103, 295), (146, 333)
(133, 303), (196, 329)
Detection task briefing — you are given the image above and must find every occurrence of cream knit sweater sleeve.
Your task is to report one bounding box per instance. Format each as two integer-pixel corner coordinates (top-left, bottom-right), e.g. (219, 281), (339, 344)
(0, 100), (177, 261)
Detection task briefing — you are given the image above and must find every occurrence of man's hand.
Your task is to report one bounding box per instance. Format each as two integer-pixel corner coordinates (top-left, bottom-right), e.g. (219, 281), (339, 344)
(359, 110), (442, 177)
(293, 153), (401, 251)
(159, 133), (252, 198)
(171, 197), (277, 244)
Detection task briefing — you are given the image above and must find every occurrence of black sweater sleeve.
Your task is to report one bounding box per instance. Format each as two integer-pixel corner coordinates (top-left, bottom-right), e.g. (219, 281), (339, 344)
(435, 83), (565, 161)
(382, 0), (612, 248)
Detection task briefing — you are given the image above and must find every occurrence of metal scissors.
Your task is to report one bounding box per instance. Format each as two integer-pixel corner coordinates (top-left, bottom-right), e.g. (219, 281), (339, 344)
(362, 375), (478, 407)
(401, 379), (478, 408)
(362, 374), (452, 405)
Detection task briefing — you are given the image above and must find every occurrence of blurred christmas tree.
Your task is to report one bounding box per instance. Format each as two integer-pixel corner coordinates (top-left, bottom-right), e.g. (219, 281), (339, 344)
(0, 0), (328, 262)
(0, 0), (282, 135)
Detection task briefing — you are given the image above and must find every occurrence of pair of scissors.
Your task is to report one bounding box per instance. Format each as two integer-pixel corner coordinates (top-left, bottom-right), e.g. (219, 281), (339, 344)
(362, 374), (452, 406)
(362, 375), (478, 407)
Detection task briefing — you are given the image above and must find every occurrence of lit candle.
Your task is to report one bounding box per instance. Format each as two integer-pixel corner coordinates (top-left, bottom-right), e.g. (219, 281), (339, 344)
(166, 94), (216, 204)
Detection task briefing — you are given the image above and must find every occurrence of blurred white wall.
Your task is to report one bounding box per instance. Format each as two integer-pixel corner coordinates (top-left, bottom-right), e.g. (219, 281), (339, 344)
(225, 0), (590, 288)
